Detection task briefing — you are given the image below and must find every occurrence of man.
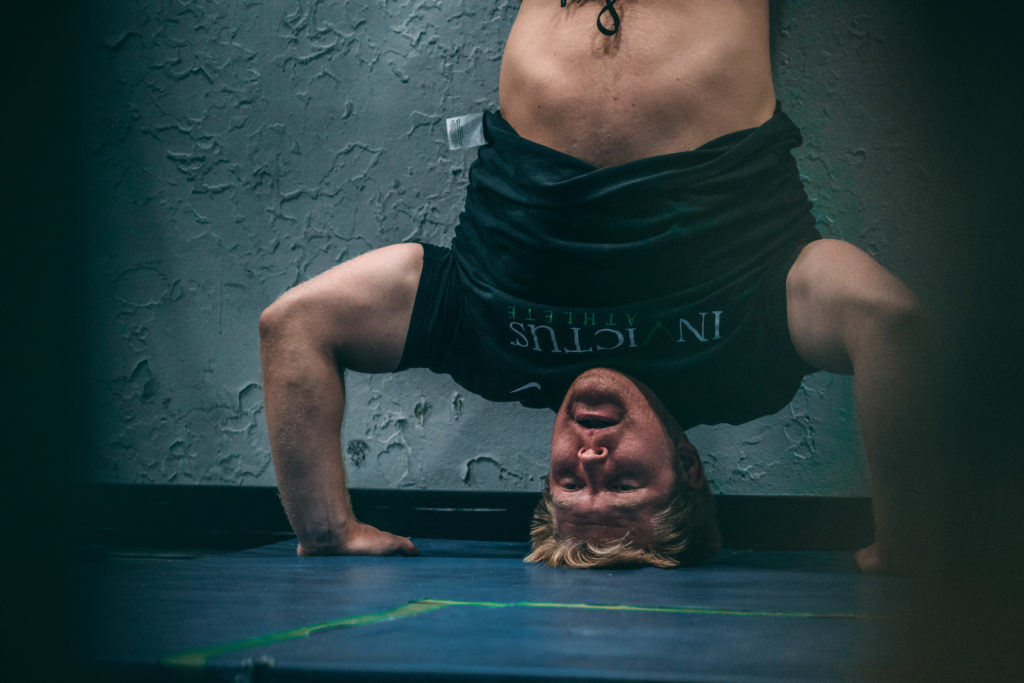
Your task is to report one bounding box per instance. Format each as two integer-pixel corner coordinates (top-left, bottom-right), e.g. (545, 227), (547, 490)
(259, 1), (922, 572)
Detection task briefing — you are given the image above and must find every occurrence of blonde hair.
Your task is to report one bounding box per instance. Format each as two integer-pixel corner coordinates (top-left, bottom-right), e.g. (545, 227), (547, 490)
(524, 477), (720, 569)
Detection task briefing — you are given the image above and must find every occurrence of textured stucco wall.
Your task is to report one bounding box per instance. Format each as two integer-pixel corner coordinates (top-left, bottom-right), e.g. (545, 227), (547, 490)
(79, 1), (956, 495)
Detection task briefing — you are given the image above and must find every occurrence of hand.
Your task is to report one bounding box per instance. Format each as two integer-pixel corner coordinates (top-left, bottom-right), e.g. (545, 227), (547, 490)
(855, 543), (886, 574)
(855, 542), (908, 575)
(297, 520), (419, 557)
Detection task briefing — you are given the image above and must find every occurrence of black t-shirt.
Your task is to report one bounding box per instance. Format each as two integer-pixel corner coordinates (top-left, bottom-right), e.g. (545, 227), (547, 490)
(400, 106), (820, 429)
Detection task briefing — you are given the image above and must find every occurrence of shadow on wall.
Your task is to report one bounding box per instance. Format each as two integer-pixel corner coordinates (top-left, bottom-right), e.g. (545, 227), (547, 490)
(867, 6), (1024, 681)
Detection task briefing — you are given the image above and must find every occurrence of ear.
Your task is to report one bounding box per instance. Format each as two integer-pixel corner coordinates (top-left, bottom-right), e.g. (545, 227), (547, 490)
(675, 441), (705, 488)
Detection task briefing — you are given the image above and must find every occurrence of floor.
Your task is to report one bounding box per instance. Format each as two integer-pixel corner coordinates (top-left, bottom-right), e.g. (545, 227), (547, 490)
(81, 539), (914, 682)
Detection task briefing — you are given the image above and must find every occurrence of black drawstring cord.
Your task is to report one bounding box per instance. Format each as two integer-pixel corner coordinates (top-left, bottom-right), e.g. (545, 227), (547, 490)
(560, 0), (621, 36)
(596, 0), (620, 36)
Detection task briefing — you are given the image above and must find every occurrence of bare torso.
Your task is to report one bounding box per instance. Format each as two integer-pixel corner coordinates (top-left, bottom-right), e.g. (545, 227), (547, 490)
(499, 0), (775, 167)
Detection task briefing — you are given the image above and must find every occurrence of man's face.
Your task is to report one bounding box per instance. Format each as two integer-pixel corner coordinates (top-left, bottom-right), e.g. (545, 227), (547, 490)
(548, 368), (703, 546)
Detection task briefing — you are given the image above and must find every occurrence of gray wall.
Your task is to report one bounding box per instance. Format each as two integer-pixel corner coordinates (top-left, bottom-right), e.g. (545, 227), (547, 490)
(79, 1), (959, 495)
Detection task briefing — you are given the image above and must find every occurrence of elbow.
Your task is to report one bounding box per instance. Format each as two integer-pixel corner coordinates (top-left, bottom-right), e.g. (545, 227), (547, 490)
(259, 298), (285, 343)
(259, 298), (288, 349)
(259, 292), (309, 351)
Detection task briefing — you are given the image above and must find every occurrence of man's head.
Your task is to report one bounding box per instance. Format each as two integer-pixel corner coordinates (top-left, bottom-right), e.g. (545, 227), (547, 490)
(525, 368), (720, 568)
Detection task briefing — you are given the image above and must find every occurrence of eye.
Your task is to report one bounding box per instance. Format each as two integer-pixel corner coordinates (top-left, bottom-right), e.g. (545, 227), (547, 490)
(560, 481), (582, 491)
(610, 481), (639, 492)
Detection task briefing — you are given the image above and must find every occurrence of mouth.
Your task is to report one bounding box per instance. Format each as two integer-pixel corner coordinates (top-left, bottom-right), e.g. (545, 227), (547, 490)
(572, 400), (625, 429)
(562, 369), (631, 429)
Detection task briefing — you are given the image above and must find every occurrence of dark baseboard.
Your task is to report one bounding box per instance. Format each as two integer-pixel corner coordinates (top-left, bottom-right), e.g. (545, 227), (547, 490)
(77, 484), (874, 552)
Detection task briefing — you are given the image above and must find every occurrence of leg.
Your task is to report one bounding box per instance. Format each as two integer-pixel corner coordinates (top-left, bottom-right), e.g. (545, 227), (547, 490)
(259, 243), (423, 556)
(786, 239), (933, 573)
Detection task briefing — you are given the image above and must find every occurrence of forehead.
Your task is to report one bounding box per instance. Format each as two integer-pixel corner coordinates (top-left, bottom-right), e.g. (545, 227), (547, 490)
(551, 495), (661, 545)
(555, 515), (656, 547)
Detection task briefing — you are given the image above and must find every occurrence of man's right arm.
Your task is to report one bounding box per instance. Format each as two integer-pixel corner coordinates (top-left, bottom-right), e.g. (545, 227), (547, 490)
(259, 243), (424, 556)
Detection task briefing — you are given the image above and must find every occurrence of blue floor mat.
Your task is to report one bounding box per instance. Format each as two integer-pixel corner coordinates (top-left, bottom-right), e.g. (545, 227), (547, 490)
(82, 539), (912, 681)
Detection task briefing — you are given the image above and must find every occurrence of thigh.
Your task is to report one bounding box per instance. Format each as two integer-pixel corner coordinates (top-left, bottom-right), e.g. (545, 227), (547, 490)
(269, 243), (424, 373)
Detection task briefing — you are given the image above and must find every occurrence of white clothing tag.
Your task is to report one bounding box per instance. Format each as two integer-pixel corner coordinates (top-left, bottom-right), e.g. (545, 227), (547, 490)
(446, 112), (486, 151)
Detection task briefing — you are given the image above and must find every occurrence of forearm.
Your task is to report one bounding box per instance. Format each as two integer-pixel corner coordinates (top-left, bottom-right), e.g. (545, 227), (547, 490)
(854, 345), (932, 563)
(850, 304), (939, 572)
(262, 332), (355, 553)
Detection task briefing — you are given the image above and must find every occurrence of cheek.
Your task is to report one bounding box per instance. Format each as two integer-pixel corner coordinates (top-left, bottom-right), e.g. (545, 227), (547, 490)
(630, 426), (676, 463)
(549, 424), (578, 464)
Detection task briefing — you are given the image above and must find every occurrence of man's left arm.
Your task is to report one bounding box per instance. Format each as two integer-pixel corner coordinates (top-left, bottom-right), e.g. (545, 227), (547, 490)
(785, 238), (936, 574)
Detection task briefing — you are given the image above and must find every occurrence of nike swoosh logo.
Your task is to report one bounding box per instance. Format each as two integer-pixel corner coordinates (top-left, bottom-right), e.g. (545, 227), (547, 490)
(510, 382), (542, 394)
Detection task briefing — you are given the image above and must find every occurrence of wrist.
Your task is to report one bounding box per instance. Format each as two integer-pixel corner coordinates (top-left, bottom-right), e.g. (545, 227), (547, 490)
(296, 517), (358, 556)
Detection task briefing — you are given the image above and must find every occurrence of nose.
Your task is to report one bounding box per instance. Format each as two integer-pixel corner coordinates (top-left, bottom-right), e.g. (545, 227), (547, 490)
(578, 446), (608, 461)
(577, 446), (608, 493)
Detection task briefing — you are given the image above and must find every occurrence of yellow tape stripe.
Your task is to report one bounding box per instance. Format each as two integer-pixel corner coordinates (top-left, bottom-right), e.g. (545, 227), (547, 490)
(160, 600), (447, 671)
(420, 599), (862, 620)
(161, 598), (864, 673)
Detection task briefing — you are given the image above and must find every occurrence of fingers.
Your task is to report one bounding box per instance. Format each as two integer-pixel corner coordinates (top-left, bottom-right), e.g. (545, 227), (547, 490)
(373, 533), (418, 557)
(855, 545), (884, 574)
(342, 524), (420, 557)
(294, 523), (419, 558)
(855, 543), (905, 575)
(394, 535), (419, 557)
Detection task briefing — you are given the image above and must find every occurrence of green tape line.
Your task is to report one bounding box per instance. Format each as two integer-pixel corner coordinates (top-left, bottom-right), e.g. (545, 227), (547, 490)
(420, 599), (863, 620)
(161, 598), (864, 673)
(160, 600), (447, 672)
